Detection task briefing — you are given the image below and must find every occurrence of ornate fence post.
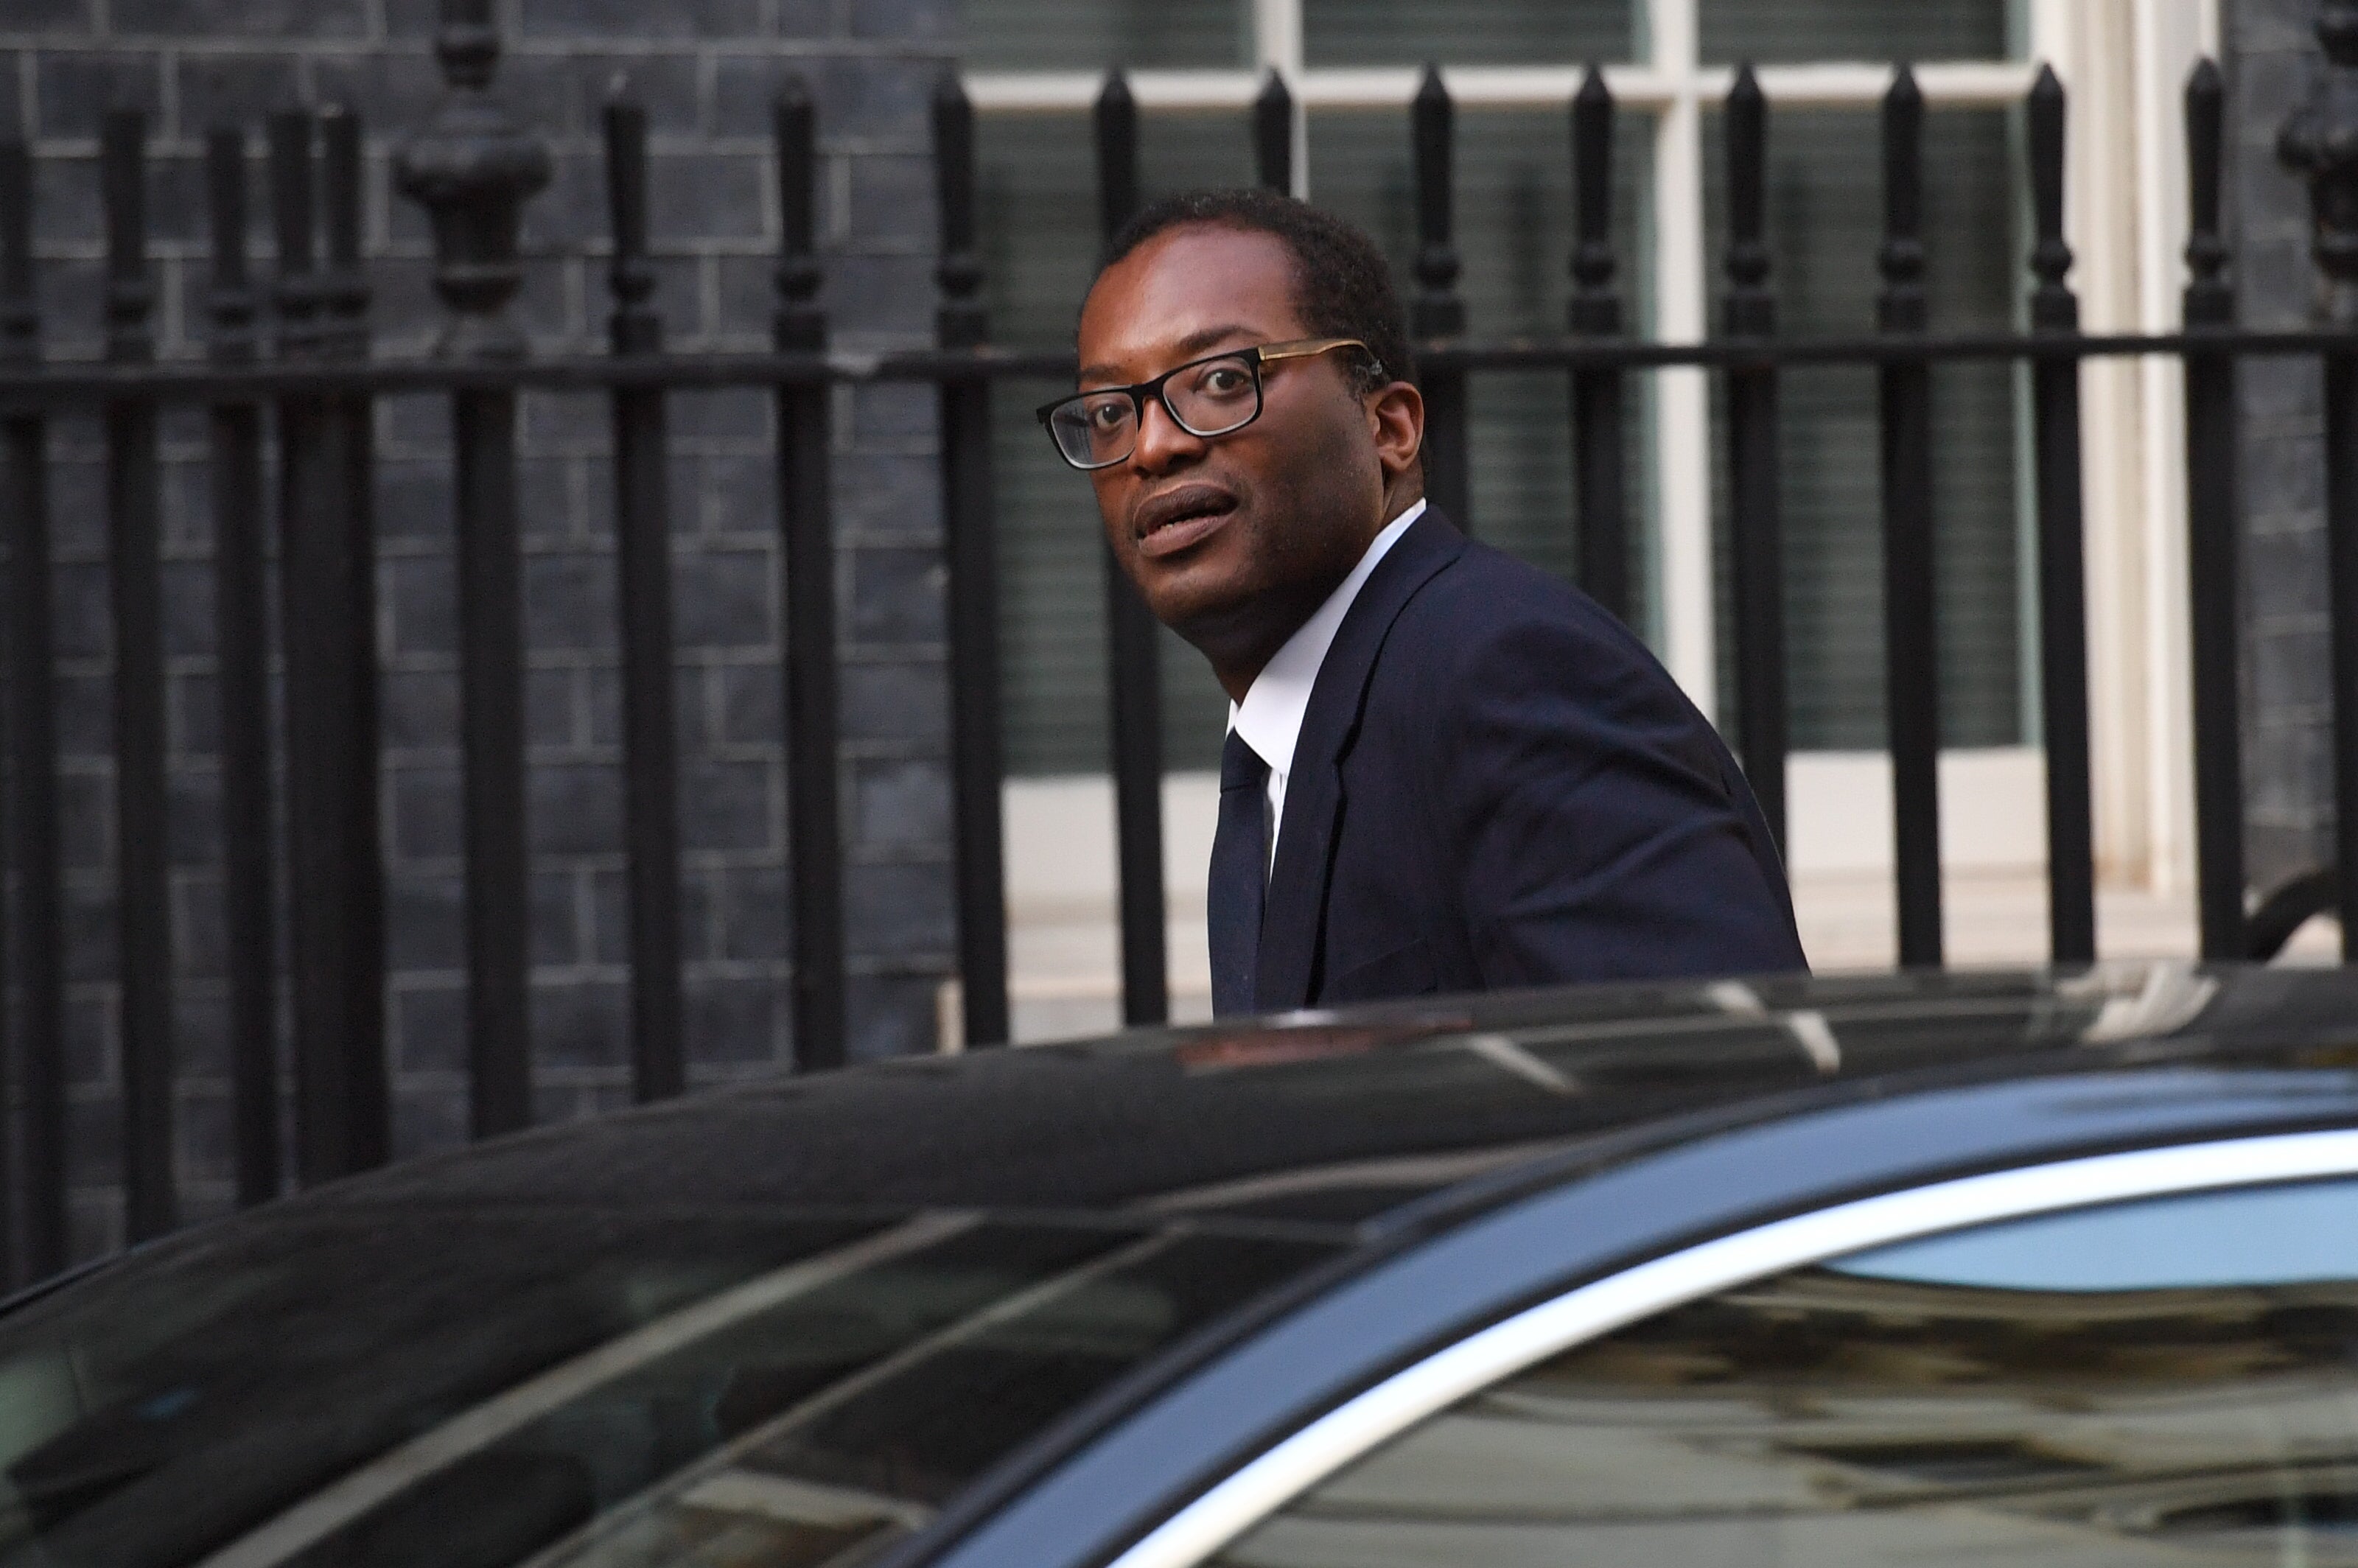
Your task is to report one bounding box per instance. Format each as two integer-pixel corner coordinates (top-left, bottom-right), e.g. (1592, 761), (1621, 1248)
(276, 106), (390, 1181)
(934, 68), (1010, 1047)
(772, 80), (849, 1068)
(604, 95), (688, 1099)
(2025, 66), (2095, 964)
(205, 125), (281, 1205)
(1412, 64), (1469, 529)
(0, 135), (62, 1280)
(1877, 65), (1943, 967)
(2281, 4), (2358, 962)
(394, 1), (550, 360)
(396, 0), (550, 1131)
(102, 109), (175, 1240)
(2182, 59), (2247, 960)
(1567, 66), (1628, 623)
(1721, 64), (1787, 853)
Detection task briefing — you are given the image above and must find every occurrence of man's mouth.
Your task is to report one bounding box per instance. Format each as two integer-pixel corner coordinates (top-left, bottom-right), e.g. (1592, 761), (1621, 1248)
(1134, 485), (1239, 560)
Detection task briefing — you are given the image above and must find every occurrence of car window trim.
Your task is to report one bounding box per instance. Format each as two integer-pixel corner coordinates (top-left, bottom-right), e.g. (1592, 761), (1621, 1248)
(1103, 1125), (2358, 1568)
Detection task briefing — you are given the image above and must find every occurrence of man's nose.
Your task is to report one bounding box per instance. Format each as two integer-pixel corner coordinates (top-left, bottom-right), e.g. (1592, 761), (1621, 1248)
(1129, 394), (1206, 473)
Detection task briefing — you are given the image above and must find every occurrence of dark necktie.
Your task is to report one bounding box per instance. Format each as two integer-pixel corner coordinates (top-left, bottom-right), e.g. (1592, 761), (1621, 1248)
(1209, 729), (1271, 1017)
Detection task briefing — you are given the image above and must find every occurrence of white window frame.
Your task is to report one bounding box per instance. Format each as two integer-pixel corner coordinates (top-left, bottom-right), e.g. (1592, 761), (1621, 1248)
(971, 0), (2219, 916)
(969, 0), (2031, 718)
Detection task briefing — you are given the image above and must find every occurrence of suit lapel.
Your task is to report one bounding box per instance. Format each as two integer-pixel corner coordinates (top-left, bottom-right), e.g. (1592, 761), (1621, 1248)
(1254, 509), (1466, 1010)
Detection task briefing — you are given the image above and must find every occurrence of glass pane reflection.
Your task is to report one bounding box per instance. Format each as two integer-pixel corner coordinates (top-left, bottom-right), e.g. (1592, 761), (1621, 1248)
(1304, 0), (1632, 68)
(1698, 0), (2009, 66)
(963, 0), (1247, 71)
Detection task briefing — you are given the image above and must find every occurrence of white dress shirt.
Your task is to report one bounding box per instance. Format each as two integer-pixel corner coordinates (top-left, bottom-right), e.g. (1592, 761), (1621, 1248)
(1228, 498), (1427, 870)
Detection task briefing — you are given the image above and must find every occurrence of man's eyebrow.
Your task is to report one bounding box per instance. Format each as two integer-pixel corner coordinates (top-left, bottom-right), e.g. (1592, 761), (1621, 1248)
(1077, 323), (1262, 386)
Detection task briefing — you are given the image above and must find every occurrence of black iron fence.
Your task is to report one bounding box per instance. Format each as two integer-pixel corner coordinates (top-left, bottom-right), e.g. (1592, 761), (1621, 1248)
(0, 14), (2353, 1286)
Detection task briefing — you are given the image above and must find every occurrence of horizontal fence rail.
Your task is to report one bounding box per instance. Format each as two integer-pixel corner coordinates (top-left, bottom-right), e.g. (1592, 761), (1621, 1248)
(15, 327), (2358, 402)
(0, 21), (2345, 1291)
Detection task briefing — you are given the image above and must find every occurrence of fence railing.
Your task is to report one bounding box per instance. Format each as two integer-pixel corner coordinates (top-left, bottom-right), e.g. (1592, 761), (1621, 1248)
(0, 7), (2353, 1286)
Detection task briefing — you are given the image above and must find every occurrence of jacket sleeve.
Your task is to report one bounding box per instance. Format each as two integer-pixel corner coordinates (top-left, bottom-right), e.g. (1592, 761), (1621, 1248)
(1427, 609), (1808, 985)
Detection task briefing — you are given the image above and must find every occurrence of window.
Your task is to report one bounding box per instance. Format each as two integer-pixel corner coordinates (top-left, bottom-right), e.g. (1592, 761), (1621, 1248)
(1218, 1177), (2358, 1568)
(966, 0), (2030, 775)
(964, 0), (1250, 71)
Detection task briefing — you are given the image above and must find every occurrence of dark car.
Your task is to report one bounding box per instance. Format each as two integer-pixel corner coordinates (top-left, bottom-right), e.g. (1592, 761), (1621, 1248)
(6, 963), (2358, 1568)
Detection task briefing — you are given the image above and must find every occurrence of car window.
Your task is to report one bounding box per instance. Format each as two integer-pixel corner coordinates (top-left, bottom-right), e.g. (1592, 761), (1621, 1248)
(541, 1230), (1326, 1568)
(1218, 1176), (2358, 1568)
(0, 1207), (1334, 1568)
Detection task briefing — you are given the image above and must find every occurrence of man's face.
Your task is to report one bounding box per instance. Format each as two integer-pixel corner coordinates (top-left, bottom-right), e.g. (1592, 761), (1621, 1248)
(1073, 225), (1419, 674)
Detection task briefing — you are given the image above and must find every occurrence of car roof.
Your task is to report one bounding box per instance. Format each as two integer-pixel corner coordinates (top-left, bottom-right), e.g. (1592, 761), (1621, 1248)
(10, 963), (2355, 1568)
(311, 962), (2358, 1237)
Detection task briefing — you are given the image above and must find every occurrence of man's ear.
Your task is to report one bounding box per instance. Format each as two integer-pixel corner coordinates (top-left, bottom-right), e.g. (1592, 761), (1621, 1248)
(1368, 380), (1424, 480)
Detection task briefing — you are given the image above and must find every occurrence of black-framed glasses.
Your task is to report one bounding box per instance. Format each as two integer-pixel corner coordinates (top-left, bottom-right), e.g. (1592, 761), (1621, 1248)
(1035, 337), (1376, 472)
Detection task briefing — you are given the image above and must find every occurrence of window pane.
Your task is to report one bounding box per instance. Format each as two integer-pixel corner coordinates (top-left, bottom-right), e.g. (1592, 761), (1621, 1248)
(1308, 107), (1654, 617)
(979, 111), (1256, 775)
(1224, 1177), (2358, 1568)
(1304, 0), (1634, 69)
(963, 0), (1247, 71)
(1700, 0), (2010, 65)
(1704, 106), (2023, 750)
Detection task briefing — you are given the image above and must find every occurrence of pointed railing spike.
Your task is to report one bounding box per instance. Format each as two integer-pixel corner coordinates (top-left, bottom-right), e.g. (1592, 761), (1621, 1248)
(1254, 69), (1293, 194)
(1095, 71), (1140, 246)
(2028, 64), (2075, 330)
(1723, 63), (1770, 336)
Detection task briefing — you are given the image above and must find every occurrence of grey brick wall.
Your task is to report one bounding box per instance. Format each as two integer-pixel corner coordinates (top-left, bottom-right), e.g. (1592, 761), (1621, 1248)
(1, 0), (954, 1259)
(2227, 0), (2337, 895)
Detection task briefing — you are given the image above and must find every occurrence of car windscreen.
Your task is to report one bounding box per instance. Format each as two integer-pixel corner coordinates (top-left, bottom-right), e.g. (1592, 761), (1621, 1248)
(0, 1203), (1335, 1568)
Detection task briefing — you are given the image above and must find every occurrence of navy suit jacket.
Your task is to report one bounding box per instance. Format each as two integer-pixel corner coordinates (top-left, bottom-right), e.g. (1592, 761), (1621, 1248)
(1248, 507), (1807, 1011)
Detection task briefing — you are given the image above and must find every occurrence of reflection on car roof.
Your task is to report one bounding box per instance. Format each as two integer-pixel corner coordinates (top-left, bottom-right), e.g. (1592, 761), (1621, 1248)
(329, 964), (2357, 1232)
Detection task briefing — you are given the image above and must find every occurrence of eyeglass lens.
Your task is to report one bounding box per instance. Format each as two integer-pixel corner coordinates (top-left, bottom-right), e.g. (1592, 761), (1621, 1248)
(1050, 354), (1262, 468)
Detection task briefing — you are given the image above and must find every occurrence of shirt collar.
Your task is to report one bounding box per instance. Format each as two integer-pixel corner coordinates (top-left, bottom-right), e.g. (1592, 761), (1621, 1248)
(1228, 497), (1427, 777)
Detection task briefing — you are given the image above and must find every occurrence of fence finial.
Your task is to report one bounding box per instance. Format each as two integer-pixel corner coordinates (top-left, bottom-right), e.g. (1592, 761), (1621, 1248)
(934, 66), (985, 349)
(1254, 69), (1293, 195)
(605, 97), (660, 355)
(1095, 71), (1140, 248)
(1878, 65), (1926, 332)
(2027, 65), (2075, 330)
(2184, 57), (2231, 326)
(2281, 3), (2358, 323)
(1413, 63), (1463, 337)
(102, 111), (153, 366)
(1569, 66), (1617, 335)
(393, 0), (550, 359)
(1723, 64), (1770, 335)
(0, 138), (34, 365)
(267, 111), (319, 359)
(320, 107), (370, 360)
(205, 128), (256, 364)
(772, 77), (822, 352)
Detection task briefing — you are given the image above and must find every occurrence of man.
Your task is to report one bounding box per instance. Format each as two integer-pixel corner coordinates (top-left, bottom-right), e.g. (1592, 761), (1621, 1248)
(1039, 188), (1806, 1016)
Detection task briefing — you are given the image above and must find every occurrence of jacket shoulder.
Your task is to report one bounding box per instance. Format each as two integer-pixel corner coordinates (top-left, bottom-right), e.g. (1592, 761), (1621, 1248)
(1388, 539), (1673, 696)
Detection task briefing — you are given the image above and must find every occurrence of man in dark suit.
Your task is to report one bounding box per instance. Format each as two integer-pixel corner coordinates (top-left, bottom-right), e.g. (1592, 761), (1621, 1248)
(1038, 188), (1806, 1016)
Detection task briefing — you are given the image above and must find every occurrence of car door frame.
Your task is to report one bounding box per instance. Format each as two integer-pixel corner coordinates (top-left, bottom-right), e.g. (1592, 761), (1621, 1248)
(1105, 1124), (2358, 1568)
(911, 1064), (2358, 1568)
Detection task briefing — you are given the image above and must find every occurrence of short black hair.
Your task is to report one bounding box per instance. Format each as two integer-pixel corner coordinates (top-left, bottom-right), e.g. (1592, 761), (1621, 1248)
(1099, 187), (1414, 396)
